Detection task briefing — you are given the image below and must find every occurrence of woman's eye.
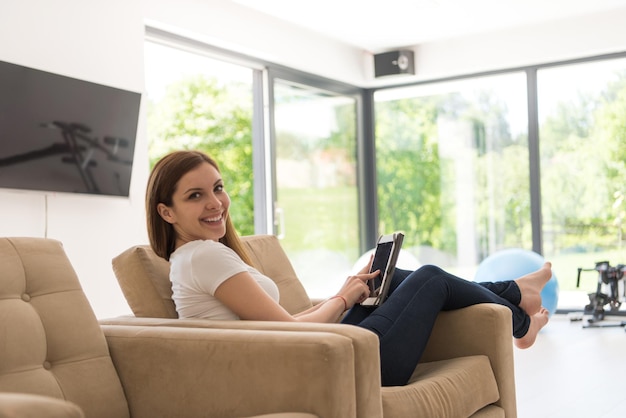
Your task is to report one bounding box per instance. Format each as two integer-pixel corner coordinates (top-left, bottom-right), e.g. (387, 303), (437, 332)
(215, 184), (224, 192)
(189, 192), (201, 199)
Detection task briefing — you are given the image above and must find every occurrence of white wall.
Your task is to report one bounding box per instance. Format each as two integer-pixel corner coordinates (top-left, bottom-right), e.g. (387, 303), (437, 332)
(408, 8), (626, 85)
(0, 0), (147, 318)
(143, 0), (626, 88)
(2, 0), (626, 319)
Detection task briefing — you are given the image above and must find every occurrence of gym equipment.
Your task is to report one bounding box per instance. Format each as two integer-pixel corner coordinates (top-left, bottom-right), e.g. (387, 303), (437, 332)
(576, 261), (626, 321)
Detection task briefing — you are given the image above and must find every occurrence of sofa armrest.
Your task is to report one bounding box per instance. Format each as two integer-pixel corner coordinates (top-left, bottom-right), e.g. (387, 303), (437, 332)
(421, 304), (517, 418)
(102, 325), (359, 418)
(0, 393), (85, 418)
(101, 318), (383, 418)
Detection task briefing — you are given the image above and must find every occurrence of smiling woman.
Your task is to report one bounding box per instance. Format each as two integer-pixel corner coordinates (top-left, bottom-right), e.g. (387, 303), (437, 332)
(156, 162), (230, 246)
(145, 150), (251, 265)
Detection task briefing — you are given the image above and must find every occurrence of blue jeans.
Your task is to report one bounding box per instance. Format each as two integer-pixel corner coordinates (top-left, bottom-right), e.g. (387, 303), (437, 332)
(341, 265), (529, 386)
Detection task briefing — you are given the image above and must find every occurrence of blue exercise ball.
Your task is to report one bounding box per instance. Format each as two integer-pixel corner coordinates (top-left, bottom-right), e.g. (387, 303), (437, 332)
(474, 248), (559, 316)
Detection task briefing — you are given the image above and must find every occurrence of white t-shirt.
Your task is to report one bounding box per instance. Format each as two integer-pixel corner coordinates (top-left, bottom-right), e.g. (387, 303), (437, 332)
(169, 240), (280, 320)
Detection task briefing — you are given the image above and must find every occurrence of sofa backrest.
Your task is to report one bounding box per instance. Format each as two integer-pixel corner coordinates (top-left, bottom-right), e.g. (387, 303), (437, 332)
(112, 235), (313, 318)
(0, 237), (130, 418)
(112, 243), (176, 318)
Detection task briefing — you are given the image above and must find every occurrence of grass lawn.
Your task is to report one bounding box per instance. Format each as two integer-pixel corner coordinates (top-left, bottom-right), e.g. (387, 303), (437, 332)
(278, 186), (360, 257)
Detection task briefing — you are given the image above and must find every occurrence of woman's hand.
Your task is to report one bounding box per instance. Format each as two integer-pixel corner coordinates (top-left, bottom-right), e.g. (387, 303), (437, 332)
(335, 270), (379, 308)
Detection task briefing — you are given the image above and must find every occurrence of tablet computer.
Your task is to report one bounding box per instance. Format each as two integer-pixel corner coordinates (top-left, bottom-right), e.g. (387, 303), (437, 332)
(360, 232), (404, 306)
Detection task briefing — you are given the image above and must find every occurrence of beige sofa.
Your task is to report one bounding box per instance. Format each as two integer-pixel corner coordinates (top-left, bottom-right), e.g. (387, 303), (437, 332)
(0, 237), (352, 418)
(107, 234), (518, 418)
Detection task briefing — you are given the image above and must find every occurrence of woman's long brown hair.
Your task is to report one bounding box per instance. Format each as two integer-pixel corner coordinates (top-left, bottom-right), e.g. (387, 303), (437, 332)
(145, 150), (253, 265)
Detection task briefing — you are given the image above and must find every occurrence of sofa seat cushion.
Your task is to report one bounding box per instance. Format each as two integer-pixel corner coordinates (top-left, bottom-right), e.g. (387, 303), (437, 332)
(381, 355), (500, 418)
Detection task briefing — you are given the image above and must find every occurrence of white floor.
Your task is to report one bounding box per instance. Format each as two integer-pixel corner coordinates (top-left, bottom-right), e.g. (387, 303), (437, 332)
(514, 311), (626, 418)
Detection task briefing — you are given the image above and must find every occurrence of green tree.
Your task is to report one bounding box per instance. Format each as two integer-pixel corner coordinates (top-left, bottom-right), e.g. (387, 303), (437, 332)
(376, 87), (530, 262)
(375, 96), (443, 250)
(592, 71), (626, 245)
(540, 71), (626, 250)
(147, 75), (255, 236)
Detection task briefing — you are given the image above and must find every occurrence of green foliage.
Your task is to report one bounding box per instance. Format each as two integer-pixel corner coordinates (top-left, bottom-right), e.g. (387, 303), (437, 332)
(375, 89), (530, 260)
(375, 69), (626, 265)
(541, 70), (626, 251)
(146, 75), (255, 236)
(145, 66), (626, 262)
(273, 94), (359, 257)
(475, 144), (531, 255)
(375, 97), (444, 249)
(597, 72), (626, 188)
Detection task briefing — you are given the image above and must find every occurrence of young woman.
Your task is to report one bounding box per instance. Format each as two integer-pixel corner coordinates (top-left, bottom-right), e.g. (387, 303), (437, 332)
(146, 150), (551, 387)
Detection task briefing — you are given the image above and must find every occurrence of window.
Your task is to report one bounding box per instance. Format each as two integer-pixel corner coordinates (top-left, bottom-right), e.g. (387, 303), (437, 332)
(374, 73), (529, 278)
(145, 28), (626, 311)
(538, 58), (626, 298)
(144, 40), (257, 235)
(272, 80), (360, 297)
(144, 35), (363, 297)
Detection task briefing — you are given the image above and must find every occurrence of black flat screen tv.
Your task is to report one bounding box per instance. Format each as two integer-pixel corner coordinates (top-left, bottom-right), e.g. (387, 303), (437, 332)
(0, 59), (141, 197)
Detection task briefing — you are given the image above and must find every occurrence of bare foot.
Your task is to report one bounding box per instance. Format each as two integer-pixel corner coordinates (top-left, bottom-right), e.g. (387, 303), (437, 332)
(514, 307), (550, 349)
(515, 262), (552, 315)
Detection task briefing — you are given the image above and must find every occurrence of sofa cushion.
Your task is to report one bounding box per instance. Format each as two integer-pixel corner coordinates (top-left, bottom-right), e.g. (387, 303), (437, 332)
(469, 404), (505, 418)
(0, 238), (130, 418)
(113, 235), (313, 318)
(113, 245), (178, 318)
(381, 355), (500, 418)
(241, 235), (313, 314)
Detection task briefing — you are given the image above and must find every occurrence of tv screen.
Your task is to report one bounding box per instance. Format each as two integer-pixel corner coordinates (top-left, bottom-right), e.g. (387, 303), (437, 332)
(0, 59), (141, 197)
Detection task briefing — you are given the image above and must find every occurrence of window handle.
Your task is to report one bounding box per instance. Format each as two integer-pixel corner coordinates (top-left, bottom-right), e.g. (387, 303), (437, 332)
(274, 206), (285, 239)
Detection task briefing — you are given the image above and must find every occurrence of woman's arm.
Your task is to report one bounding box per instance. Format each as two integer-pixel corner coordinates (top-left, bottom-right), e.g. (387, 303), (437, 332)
(215, 270), (376, 323)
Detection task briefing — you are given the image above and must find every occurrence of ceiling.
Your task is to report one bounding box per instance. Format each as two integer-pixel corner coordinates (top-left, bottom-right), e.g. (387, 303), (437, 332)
(230, 0), (626, 52)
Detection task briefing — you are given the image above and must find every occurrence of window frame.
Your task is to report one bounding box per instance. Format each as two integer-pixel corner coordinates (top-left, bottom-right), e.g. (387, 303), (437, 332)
(145, 25), (626, 256)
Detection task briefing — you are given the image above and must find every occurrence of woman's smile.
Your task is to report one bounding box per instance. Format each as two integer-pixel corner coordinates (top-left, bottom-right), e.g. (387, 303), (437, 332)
(201, 214), (223, 223)
(200, 213), (226, 231)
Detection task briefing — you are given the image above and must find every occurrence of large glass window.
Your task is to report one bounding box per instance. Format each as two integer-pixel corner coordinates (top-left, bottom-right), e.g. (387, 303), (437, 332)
(145, 32), (626, 312)
(374, 73), (529, 278)
(538, 58), (626, 302)
(144, 36), (362, 293)
(273, 80), (359, 297)
(144, 40), (256, 235)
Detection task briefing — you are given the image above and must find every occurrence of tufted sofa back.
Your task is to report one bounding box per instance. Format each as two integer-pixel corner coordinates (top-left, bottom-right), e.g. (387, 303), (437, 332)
(0, 237), (129, 418)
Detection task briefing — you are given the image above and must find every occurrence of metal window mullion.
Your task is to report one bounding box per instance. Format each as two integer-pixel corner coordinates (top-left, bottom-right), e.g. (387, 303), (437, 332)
(527, 68), (543, 255)
(252, 68), (272, 235)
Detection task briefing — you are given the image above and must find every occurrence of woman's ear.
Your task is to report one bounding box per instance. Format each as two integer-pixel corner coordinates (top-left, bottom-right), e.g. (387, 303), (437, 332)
(157, 203), (175, 224)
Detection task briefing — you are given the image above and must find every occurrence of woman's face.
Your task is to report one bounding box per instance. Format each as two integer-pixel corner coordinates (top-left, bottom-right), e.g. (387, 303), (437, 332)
(158, 162), (231, 247)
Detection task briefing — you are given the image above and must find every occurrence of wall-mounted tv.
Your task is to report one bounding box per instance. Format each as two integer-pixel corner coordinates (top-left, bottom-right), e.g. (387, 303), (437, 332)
(0, 59), (141, 197)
